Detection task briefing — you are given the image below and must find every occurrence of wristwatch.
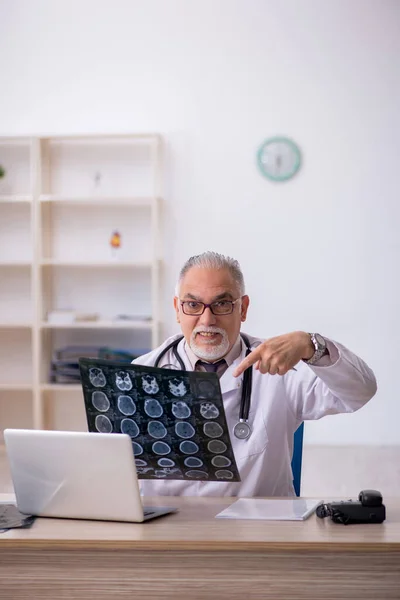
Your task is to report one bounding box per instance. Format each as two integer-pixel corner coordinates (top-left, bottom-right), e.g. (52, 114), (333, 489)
(303, 333), (327, 365)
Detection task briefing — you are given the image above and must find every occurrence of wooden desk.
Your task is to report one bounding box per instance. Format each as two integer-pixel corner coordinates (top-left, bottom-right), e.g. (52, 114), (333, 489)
(0, 494), (399, 599)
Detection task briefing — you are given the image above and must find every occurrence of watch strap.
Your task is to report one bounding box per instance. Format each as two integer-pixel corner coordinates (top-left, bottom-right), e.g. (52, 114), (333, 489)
(303, 333), (327, 365)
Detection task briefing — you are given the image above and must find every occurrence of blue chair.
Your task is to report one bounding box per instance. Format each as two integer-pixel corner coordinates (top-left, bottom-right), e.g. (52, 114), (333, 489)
(291, 422), (304, 496)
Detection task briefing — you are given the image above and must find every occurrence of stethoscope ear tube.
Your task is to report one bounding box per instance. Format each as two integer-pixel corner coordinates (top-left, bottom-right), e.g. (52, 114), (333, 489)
(241, 348), (252, 422)
(239, 334), (253, 422)
(172, 339), (186, 370)
(154, 336), (185, 370)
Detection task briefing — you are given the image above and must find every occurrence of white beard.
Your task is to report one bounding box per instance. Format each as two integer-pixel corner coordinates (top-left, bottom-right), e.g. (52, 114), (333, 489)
(190, 326), (230, 361)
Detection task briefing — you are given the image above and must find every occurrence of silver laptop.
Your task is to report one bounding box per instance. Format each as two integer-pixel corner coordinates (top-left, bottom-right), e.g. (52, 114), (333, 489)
(4, 429), (177, 523)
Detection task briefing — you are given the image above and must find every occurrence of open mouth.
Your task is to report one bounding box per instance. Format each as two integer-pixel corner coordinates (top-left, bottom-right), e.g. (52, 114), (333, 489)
(196, 331), (221, 344)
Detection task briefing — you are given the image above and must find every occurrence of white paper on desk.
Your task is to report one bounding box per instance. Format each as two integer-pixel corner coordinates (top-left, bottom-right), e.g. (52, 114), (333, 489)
(215, 498), (322, 521)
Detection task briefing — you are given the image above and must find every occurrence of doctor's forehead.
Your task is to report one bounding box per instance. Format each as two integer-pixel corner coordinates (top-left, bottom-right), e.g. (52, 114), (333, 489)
(178, 266), (240, 297)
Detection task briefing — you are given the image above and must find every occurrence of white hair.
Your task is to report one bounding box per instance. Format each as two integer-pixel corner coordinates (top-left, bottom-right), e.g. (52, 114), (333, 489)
(175, 251), (245, 296)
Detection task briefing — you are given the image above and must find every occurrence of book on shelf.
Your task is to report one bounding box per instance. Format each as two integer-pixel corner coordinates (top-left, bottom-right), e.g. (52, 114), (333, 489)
(47, 310), (100, 324)
(49, 346), (150, 384)
(113, 314), (152, 322)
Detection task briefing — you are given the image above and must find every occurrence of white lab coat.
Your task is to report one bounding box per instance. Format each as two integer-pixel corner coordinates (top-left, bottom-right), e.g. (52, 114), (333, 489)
(132, 333), (377, 497)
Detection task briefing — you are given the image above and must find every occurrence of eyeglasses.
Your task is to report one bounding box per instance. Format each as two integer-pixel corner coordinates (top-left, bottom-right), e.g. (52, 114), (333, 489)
(180, 299), (241, 316)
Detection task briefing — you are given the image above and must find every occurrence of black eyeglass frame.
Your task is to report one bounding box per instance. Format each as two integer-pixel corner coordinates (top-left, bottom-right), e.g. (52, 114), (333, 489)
(179, 298), (241, 316)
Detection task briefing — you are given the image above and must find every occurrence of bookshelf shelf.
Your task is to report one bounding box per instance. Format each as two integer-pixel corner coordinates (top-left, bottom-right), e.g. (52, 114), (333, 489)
(0, 384), (33, 391)
(40, 260), (153, 268)
(41, 320), (154, 330)
(41, 384), (82, 392)
(0, 195), (33, 204)
(0, 262), (32, 267)
(0, 323), (32, 329)
(39, 195), (156, 206)
(0, 133), (163, 436)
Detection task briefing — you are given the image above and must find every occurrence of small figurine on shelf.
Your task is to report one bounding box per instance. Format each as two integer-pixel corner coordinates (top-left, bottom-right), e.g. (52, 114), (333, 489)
(110, 230), (122, 259)
(92, 170), (103, 196)
(0, 164), (6, 194)
(94, 171), (102, 189)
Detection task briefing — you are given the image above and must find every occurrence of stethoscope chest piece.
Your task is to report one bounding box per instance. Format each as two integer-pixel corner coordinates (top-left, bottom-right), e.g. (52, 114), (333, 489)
(233, 420), (252, 440)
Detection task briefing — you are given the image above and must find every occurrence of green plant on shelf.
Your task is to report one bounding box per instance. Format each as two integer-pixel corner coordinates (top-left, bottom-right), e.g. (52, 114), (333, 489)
(0, 165), (5, 178)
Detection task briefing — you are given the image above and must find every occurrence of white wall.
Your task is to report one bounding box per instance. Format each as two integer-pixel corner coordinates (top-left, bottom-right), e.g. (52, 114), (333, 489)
(1, 0), (399, 445)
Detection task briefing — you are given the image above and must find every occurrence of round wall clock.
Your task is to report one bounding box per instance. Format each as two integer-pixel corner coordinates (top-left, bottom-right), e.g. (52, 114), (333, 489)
(257, 137), (301, 182)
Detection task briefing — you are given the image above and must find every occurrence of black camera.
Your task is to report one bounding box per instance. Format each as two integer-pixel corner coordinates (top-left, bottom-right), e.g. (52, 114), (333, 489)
(316, 490), (386, 525)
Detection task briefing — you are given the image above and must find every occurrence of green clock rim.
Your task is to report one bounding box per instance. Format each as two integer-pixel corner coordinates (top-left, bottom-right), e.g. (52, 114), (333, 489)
(257, 136), (302, 182)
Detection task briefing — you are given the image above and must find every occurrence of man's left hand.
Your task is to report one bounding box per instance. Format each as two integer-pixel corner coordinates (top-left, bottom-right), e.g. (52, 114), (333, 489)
(233, 331), (314, 377)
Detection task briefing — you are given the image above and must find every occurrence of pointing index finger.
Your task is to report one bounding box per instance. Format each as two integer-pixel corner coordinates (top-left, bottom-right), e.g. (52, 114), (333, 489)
(233, 348), (261, 377)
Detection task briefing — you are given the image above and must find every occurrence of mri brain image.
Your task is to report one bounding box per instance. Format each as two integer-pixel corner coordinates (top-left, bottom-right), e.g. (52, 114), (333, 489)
(200, 402), (219, 419)
(207, 440), (227, 454)
(132, 442), (143, 456)
(184, 456), (203, 468)
(117, 395), (136, 416)
(186, 470), (208, 479)
(144, 398), (163, 418)
(152, 441), (171, 455)
(121, 418), (140, 438)
(89, 368), (106, 388)
(215, 469), (234, 480)
(95, 414), (112, 433)
(175, 422), (195, 439)
(171, 401), (191, 419)
(91, 391), (110, 412)
(211, 455), (232, 468)
(115, 371), (133, 391)
(168, 377), (187, 397)
(196, 379), (217, 399)
(148, 421), (167, 439)
(158, 458), (175, 467)
(179, 440), (199, 454)
(203, 422), (224, 438)
(141, 375), (159, 394)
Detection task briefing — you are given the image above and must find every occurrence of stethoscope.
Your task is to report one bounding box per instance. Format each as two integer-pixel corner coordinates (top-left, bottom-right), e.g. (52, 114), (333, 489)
(154, 334), (254, 440)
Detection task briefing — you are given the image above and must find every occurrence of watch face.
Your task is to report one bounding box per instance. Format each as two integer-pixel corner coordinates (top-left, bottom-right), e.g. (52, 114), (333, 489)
(314, 333), (325, 347)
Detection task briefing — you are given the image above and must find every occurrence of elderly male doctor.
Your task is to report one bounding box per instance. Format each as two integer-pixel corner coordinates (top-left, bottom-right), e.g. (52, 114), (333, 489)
(133, 251), (377, 497)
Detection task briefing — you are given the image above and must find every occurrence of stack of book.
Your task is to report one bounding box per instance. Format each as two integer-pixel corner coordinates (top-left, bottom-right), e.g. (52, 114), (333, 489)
(49, 346), (149, 384)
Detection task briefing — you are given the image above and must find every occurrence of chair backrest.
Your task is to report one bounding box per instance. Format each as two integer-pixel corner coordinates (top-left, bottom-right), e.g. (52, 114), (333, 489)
(291, 422), (304, 496)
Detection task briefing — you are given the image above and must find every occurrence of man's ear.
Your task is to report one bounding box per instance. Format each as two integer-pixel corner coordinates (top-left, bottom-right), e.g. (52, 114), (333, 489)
(173, 296), (180, 323)
(240, 295), (250, 322)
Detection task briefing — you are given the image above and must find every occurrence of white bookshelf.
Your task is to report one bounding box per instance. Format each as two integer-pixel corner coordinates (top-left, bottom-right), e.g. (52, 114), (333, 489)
(0, 196), (33, 203)
(0, 134), (163, 437)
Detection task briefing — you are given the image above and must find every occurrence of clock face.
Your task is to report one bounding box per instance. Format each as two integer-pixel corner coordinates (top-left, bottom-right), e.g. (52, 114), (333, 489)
(257, 137), (301, 182)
